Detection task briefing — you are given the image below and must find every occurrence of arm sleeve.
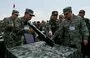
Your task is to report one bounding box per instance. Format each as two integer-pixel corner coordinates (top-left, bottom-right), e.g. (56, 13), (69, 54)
(51, 22), (64, 40)
(80, 18), (89, 40)
(1, 18), (9, 32)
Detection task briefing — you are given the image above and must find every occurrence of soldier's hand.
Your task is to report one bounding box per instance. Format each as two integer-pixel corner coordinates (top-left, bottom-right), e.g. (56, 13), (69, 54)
(28, 28), (35, 33)
(83, 40), (88, 46)
(48, 31), (52, 37)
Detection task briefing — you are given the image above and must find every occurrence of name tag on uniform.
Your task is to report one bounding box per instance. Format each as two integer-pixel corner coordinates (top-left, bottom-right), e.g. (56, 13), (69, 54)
(69, 26), (75, 30)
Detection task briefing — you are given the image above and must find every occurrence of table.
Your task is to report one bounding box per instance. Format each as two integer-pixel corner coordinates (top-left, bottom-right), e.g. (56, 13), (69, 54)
(7, 41), (79, 58)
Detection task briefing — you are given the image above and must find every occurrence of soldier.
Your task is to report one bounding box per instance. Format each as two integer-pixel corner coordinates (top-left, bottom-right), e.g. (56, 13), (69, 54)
(41, 20), (46, 30)
(78, 10), (90, 34)
(78, 10), (90, 58)
(35, 21), (42, 31)
(19, 9), (36, 44)
(52, 7), (89, 58)
(45, 11), (59, 38)
(2, 10), (23, 48)
(58, 14), (65, 23)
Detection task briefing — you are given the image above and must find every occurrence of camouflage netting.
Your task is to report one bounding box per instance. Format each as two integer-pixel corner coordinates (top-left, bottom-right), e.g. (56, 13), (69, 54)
(7, 41), (79, 58)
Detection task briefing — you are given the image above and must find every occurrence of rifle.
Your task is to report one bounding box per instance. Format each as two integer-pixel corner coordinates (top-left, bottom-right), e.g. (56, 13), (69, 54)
(27, 22), (54, 47)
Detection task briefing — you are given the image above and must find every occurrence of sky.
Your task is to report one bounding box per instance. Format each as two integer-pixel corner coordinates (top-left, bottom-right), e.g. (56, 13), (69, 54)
(0, 0), (90, 22)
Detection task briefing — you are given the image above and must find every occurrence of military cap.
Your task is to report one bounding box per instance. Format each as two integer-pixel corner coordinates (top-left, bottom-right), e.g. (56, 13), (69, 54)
(12, 10), (19, 15)
(25, 8), (35, 16)
(79, 10), (85, 13)
(52, 11), (58, 16)
(63, 7), (72, 14)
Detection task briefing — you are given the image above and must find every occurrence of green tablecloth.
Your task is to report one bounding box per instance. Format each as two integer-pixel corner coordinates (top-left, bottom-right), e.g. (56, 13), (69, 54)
(7, 41), (79, 58)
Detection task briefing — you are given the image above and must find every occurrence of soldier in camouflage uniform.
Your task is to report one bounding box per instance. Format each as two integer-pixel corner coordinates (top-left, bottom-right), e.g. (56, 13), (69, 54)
(18, 9), (36, 43)
(52, 7), (89, 58)
(2, 10), (23, 48)
(58, 14), (65, 23)
(78, 10), (90, 58)
(45, 11), (59, 38)
(41, 20), (46, 33)
(78, 10), (90, 31)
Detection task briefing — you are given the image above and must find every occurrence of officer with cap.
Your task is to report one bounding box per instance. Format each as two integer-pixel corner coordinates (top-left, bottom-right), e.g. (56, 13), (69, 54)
(63, 7), (72, 19)
(45, 11), (59, 39)
(78, 10), (90, 58)
(22, 8), (35, 21)
(25, 8), (35, 16)
(19, 8), (36, 44)
(12, 10), (19, 15)
(52, 6), (89, 58)
(1, 9), (24, 48)
(51, 11), (58, 20)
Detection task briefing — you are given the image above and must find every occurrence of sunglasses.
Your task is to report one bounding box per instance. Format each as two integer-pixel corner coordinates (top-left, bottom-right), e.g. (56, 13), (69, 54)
(52, 14), (58, 16)
(59, 17), (63, 18)
(79, 12), (85, 14)
(15, 14), (18, 16)
(29, 14), (35, 16)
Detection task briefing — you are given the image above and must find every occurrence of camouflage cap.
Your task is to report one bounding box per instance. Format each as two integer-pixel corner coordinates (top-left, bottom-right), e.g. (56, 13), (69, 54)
(25, 8), (35, 16)
(12, 10), (19, 15)
(52, 11), (58, 16)
(79, 10), (85, 13)
(63, 7), (72, 14)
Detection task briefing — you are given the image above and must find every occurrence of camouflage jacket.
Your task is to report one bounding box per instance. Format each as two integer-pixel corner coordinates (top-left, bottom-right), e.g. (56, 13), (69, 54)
(18, 17), (37, 42)
(2, 17), (23, 48)
(52, 15), (89, 48)
(45, 19), (59, 35)
(83, 18), (90, 33)
(19, 17), (35, 34)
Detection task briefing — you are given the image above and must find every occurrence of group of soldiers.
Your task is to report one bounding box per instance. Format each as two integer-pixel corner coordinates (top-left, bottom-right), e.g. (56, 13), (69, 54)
(45, 7), (90, 58)
(46, 7), (90, 58)
(0, 6), (90, 58)
(0, 8), (36, 58)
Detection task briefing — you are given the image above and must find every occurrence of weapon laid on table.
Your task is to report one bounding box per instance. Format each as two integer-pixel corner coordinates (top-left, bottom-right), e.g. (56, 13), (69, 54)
(27, 22), (55, 47)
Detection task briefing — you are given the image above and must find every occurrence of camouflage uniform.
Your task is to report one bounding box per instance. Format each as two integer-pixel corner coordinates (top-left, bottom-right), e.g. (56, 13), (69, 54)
(45, 11), (59, 37)
(18, 9), (36, 43)
(2, 10), (24, 48)
(52, 7), (89, 57)
(45, 19), (59, 35)
(53, 14), (89, 47)
(79, 10), (90, 33)
(78, 10), (90, 57)
(58, 14), (65, 23)
(83, 18), (90, 34)
(2, 17), (23, 48)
